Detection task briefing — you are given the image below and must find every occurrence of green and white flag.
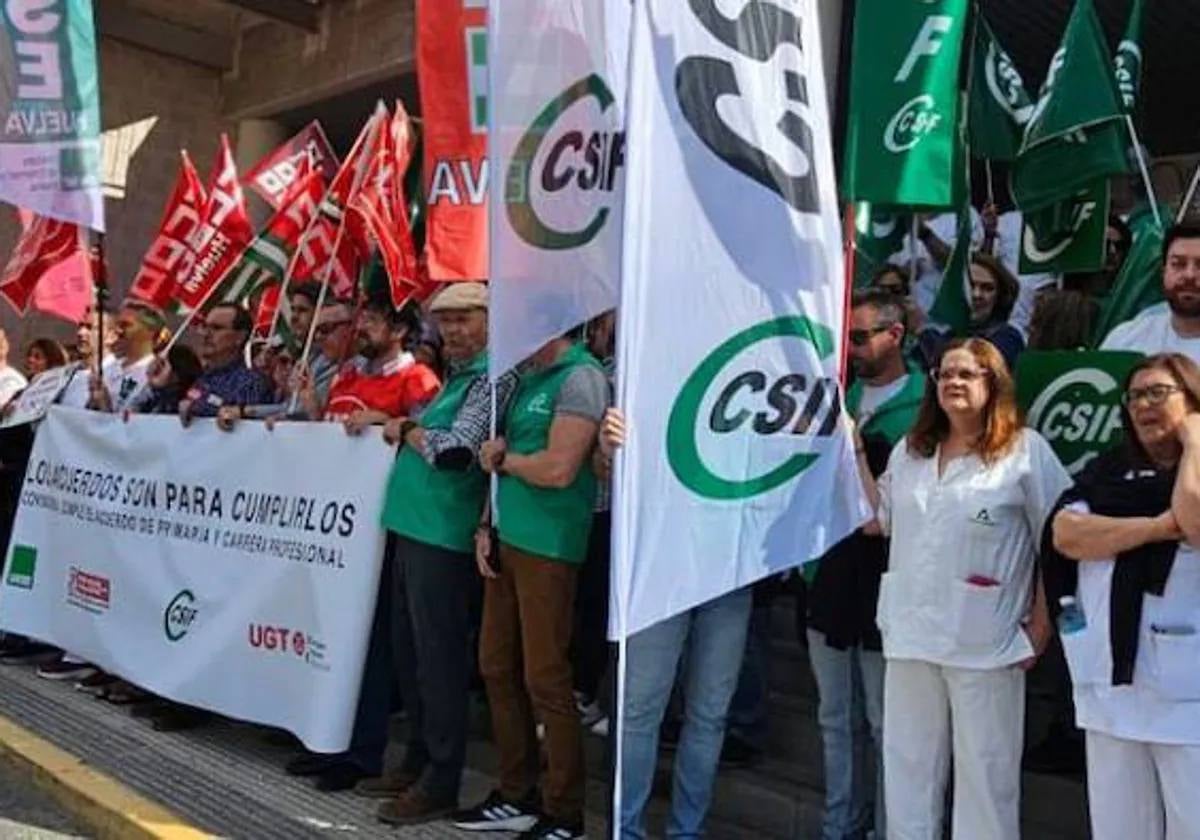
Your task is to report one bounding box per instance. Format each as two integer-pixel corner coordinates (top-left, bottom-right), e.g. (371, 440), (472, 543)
(1011, 0), (1128, 215)
(0, 0), (104, 231)
(853, 203), (909, 288)
(928, 205), (973, 334)
(1115, 0), (1146, 113)
(1019, 179), (1111, 274)
(1092, 219), (1165, 346)
(968, 18), (1034, 162)
(843, 0), (970, 206)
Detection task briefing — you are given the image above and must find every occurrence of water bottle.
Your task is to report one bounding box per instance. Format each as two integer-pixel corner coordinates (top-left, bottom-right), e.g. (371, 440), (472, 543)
(1058, 596), (1086, 635)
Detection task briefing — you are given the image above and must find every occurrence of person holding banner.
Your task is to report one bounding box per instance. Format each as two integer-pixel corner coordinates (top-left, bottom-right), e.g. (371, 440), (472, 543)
(58, 305), (115, 409)
(368, 283), (517, 825)
(1046, 353), (1200, 840)
(1103, 225), (1200, 360)
(179, 303), (274, 422)
(863, 338), (1070, 840)
(459, 335), (606, 839)
(87, 301), (163, 414)
(0, 330), (26, 409)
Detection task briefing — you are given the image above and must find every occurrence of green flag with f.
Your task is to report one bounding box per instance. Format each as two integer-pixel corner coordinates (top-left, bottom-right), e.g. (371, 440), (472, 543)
(968, 18), (1034, 162)
(1115, 0), (1147, 113)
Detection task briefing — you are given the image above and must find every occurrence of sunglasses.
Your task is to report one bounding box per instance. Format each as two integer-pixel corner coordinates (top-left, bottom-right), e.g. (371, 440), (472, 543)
(848, 324), (895, 347)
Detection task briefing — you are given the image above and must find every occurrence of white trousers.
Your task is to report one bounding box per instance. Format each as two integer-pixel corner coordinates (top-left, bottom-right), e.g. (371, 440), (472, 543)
(883, 659), (1024, 840)
(1086, 730), (1200, 840)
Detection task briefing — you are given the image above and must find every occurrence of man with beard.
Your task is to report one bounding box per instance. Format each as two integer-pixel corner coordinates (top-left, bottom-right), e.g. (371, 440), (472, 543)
(1103, 225), (1200, 357)
(323, 297), (440, 429)
(806, 288), (925, 840)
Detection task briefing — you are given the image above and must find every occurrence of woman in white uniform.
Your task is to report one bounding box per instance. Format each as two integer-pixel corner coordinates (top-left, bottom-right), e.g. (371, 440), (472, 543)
(1049, 353), (1200, 840)
(858, 338), (1071, 840)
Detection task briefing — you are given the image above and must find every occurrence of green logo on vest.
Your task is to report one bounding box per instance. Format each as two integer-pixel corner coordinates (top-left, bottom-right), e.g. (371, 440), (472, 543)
(667, 317), (840, 500)
(505, 74), (625, 251)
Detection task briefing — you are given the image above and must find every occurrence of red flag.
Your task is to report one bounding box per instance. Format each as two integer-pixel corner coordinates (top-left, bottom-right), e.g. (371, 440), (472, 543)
(175, 135), (254, 311)
(252, 282), (281, 338)
(0, 212), (85, 315)
(128, 151), (207, 310)
(293, 105), (387, 298)
(244, 121), (340, 209)
(418, 0), (488, 281)
(353, 103), (420, 308)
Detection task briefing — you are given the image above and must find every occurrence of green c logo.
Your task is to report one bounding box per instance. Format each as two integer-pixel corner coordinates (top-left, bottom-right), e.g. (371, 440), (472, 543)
(506, 74), (623, 250)
(667, 316), (836, 500)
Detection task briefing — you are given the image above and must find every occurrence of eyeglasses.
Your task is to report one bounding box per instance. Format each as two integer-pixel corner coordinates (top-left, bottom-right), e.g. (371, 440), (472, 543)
(932, 366), (991, 383)
(1122, 384), (1183, 407)
(197, 321), (237, 333)
(848, 324), (895, 347)
(314, 320), (351, 337)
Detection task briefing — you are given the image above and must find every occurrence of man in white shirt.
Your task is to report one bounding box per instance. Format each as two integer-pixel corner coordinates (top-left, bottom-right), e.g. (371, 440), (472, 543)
(1102, 225), (1200, 358)
(58, 305), (117, 409)
(89, 301), (163, 413)
(0, 329), (27, 409)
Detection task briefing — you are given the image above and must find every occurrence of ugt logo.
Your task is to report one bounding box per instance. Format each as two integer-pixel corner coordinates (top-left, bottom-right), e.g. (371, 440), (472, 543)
(667, 317), (840, 500)
(674, 0), (819, 214)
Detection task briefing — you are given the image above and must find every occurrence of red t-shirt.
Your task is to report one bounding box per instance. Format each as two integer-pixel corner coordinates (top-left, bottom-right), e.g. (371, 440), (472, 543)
(323, 355), (440, 421)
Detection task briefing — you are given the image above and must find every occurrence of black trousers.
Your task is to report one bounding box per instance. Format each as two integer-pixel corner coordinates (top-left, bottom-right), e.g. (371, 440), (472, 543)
(342, 542), (396, 774)
(392, 534), (481, 802)
(570, 511), (611, 701)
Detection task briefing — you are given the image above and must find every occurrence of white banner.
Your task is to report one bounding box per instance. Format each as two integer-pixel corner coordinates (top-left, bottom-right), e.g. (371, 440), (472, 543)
(0, 408), (393, 752)
(612, 0), (869, 637)
(1, 364), (80, 428)
(487, 0), (628, 377)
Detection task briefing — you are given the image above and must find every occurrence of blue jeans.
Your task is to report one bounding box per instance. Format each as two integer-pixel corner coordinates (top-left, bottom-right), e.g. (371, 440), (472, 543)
(727, 594), (771, 749)
(806, 630), (885, 840)
(620, 587), (752, 839)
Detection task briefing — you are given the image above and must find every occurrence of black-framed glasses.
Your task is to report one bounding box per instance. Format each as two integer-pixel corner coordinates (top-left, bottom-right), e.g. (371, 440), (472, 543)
(848, 324), (895, 347)
(314, 320), (351, 337)
(1122, 384), (1183, 407)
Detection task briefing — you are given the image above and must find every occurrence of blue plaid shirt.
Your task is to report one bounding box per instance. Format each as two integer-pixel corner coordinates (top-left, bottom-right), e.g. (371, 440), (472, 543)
(185, 360), (275, 417)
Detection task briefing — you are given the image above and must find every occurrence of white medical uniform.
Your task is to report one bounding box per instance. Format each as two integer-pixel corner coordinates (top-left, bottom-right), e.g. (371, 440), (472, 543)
(1061, 501), (1200, 840)
(876, 429), (1071, 840)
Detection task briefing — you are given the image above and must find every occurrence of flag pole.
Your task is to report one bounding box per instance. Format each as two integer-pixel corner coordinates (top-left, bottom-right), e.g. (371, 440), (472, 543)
(92, 232), (108, 380)
(1178, 161), (1200, 224)
(840, 203), (856, 387)
(288, 105), (386, 413)
(984, 159), (996, 208)
(1125, 116), (1162, 227)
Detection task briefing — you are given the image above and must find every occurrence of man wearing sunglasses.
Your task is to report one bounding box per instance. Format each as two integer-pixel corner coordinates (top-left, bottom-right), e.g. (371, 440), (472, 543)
(807, 288), (926, 840)
(1103, 224), (1200, 359)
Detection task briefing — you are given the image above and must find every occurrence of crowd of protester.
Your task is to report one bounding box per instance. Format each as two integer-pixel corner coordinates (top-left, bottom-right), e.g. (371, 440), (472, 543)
(0, 192), (1195, 840)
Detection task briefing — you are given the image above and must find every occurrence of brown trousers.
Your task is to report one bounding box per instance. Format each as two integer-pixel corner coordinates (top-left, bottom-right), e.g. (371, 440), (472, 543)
(479, 542), (584, 822)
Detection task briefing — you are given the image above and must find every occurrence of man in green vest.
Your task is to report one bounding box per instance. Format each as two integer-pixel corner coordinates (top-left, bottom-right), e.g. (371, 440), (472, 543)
(369, 283), (518, 825)
(453, 333), (607, 840)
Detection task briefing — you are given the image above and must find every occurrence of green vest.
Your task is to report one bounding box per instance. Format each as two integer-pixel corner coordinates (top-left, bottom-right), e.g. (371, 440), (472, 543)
(380, 353), (488, 554)
(498, 343), (599, 564)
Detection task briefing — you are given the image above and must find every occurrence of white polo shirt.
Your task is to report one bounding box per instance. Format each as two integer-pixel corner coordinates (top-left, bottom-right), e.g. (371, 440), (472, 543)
(877, 429), (1071, 669)
(1101, 305), (1200, 362)
(1063, 501), (1200, 745)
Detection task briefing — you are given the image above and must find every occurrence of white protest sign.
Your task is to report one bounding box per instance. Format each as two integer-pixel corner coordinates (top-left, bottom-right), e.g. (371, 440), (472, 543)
(1, 364), (81, 428)
(0, 408), (394, 752)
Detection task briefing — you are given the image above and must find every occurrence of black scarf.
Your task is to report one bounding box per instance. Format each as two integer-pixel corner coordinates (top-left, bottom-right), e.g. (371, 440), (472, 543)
(1041, 447), (1178, 685)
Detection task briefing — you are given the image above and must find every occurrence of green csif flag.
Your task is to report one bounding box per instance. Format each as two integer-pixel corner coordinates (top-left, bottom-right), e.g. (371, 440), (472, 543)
(1115, 0), (1146, 113)
(1019, 178), (1111, 274)
(969, 18), (1034, 162)
(928, 205), (974, 334)
(853, 203), (910, 288)
(843, 0), (970, 206)
(1012, 0), (1129, 215)
(1092, 219), (1165, 346)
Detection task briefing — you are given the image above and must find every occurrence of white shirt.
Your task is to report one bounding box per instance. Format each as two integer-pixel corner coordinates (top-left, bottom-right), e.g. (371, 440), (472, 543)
(889, 209), (984, 315)
(106, 355), (153, 413)
(0, 366), (27, 409)
(1065, 503), (1200, 745)
(877, 429), (1072, 669)
(58, 354), (117, 409)
(1101, 305), (1200, 361)
(996, 211), (1059, 339)
(856, 376), (909, 428)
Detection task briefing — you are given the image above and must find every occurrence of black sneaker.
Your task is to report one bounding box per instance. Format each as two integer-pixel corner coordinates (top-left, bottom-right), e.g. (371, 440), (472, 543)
(452, 790), (540, 832)
(517, 816), (585, 840)
(0, 641), (57, 665)
(36, 657), (97, 682)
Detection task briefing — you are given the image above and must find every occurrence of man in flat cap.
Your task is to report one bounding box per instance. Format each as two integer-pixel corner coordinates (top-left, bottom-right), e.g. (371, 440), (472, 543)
(366, 282), (517, 825)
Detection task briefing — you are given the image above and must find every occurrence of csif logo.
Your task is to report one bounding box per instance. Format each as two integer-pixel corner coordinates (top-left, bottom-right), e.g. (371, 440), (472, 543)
(883, 16), (956, 153)
(674, 0), (819, 214)
(667, 317), (840, 500)
(1027, 368), (1125, 474)
(164, 590), (198, 642)
(506, 74), (625, 250)
(1022, 199), (1098, 265)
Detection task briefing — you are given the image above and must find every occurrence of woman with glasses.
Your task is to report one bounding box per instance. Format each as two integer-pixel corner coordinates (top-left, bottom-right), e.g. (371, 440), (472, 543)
(856, 337), (1071, 840)
(1046, 353), (1200, 840)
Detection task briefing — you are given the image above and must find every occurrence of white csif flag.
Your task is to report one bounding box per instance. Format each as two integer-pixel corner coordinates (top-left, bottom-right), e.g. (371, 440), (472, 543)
(612, 0), (869, 638)
(487, 0), (629, 378)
